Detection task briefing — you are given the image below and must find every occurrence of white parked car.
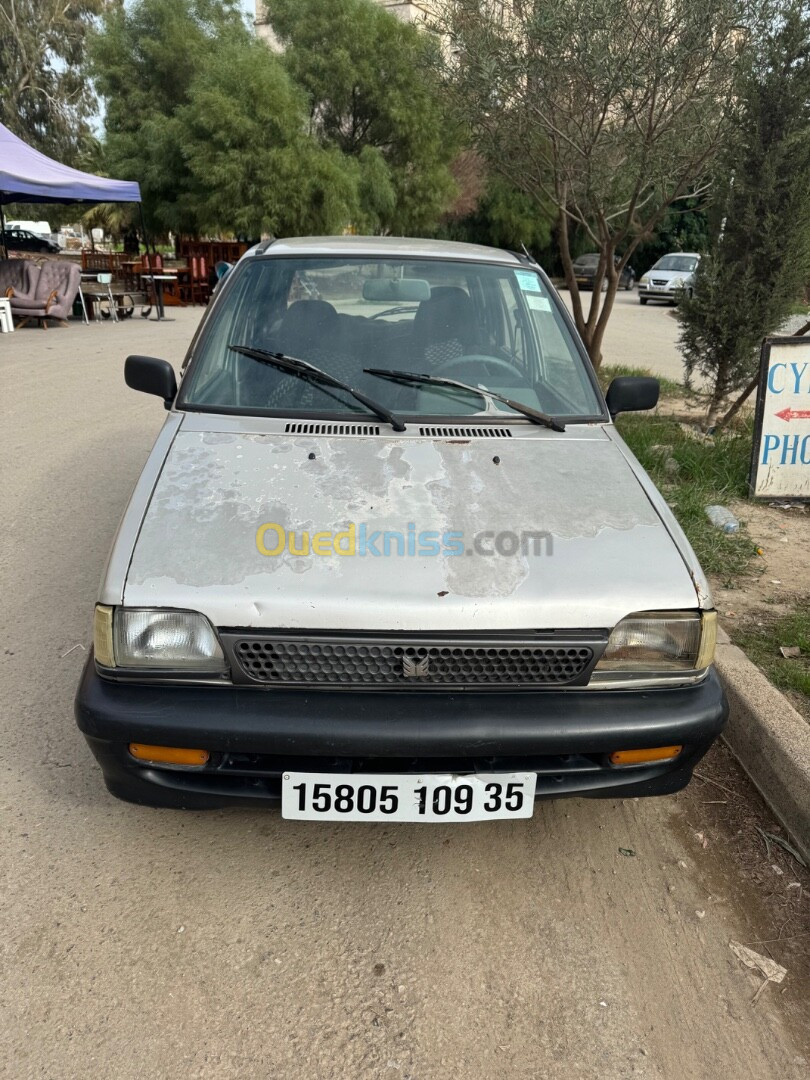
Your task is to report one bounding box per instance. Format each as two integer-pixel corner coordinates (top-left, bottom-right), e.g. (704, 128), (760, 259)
(638, 253), (701, 305)
(75, 236), (726, 819)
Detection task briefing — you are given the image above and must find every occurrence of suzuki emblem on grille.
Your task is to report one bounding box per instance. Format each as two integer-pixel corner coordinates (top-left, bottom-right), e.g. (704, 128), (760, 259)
(403, 654), (430, 677)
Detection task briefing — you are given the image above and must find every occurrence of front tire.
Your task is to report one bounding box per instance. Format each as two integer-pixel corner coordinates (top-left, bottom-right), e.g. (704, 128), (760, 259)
(639, 297), (647, 305)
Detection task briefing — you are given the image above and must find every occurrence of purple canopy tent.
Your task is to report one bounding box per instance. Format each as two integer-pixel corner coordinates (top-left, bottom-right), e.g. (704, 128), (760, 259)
(0, 122), (140, 206)
(0, 120), (146, 264)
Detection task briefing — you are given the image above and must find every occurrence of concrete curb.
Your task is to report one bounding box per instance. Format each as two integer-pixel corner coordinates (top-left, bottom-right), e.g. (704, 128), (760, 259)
(714, 628), (810, 866)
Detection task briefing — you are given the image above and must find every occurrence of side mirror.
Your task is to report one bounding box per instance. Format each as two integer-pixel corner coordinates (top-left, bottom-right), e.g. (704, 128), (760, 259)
(605, 376), (659, 418)
(125, 355), (177, 409)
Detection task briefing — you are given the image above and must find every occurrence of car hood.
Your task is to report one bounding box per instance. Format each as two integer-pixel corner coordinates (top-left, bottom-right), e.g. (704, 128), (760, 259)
(123, 421), (702, 631)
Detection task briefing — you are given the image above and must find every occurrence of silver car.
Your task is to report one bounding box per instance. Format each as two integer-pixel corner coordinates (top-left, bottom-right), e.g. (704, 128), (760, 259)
(75, 236), (725, 820)
(638, 253), (701, 305)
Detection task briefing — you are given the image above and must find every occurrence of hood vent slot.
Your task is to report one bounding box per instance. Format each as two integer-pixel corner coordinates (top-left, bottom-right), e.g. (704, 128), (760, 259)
(285, 422), (381, 436)
(418, 426), (513, 438)
(283, 422), (513, 438)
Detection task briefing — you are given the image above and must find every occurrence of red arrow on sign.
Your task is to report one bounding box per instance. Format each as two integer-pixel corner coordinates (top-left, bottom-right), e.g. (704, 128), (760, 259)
(775, 407), (810, 421)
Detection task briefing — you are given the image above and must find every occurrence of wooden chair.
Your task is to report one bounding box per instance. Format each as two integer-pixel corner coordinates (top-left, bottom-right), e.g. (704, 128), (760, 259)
(141, 252), (164, 307)
(192, 255), (210, 304)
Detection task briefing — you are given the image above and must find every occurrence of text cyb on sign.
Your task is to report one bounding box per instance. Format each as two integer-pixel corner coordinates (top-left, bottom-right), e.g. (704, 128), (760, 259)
(750, 338), (810, 500)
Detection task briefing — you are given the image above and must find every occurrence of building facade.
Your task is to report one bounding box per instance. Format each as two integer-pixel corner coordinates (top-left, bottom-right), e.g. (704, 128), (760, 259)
(374, 0), (433, 22)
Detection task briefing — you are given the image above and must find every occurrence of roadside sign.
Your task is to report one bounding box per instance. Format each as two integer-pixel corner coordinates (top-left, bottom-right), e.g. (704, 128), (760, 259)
(749, 337), (810, 500)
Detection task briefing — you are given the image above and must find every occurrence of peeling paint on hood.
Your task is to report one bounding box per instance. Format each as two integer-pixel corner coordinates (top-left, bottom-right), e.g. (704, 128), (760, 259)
(123, 427), (700, 631)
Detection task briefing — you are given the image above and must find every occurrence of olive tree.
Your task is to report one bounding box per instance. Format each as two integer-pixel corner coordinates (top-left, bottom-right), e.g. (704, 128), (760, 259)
(433, 0), (757, 367)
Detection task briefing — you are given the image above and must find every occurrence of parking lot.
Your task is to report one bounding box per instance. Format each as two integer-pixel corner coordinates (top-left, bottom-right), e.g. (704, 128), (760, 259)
(1, 307), (807, 1079)
(560, 287), (698, 386)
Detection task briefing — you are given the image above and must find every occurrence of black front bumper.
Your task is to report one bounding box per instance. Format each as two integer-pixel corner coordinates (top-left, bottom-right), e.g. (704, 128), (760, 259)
(75, 656), (728, 809)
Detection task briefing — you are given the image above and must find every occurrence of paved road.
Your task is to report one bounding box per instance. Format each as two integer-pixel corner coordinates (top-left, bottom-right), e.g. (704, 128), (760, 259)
(559, 288), (694, 386)
(1, 310), (806, 1079)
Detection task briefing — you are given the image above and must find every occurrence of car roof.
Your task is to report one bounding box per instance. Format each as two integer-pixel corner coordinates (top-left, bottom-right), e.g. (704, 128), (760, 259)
(659, 252), (701, 258)
(248, 235), (525, 266)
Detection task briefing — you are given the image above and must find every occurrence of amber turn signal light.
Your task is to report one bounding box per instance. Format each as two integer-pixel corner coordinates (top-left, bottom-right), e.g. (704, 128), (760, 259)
(609, 746), (683, 766)
(129, 744), (209, 767)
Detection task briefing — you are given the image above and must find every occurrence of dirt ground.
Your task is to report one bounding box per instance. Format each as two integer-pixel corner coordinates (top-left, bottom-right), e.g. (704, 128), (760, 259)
(679, 741), (810, 1023)
(714, 499), (810, 620)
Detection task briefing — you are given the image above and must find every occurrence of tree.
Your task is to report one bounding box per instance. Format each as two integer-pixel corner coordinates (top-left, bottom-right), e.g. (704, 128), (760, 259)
(266, 0), (458, 235)
(174, 39), (359, 237)
(0, 0), (105, 161)
(679, 2), (810, 426)
(90, 0), (250, 235)
(81, 202), (138, 248)
(441, 173), (555, 252)
(91, 0), (357, 237)
(434, 0), (757, 366)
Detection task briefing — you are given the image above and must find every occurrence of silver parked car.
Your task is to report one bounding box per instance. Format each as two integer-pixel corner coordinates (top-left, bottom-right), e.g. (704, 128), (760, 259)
(638, 253), (701, 305)
(75, 236), (725, 820)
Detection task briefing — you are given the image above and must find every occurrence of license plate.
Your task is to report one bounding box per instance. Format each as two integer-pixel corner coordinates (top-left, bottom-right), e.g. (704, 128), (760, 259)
(281, 771), (536, 823)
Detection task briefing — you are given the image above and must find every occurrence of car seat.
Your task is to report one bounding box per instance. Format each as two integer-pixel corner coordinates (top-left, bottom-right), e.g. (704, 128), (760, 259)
(413, 287), (479, 368)
(264, 300), (359, 408)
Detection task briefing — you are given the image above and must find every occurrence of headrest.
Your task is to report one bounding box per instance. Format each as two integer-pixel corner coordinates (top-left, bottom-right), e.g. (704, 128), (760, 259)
(276, 300), (339, 353)
(413, 287), (476, 343)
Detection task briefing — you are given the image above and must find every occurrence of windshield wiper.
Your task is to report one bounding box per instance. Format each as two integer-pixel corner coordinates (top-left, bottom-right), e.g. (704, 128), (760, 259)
(363, 368), (566, 432)
(229, 345), (406, 432)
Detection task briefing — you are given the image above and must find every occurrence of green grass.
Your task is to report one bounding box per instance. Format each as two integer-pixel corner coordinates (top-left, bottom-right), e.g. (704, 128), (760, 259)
(732, 609), (810, 710)
(599, 363), (684, 399)
(615, 413), (759, 584)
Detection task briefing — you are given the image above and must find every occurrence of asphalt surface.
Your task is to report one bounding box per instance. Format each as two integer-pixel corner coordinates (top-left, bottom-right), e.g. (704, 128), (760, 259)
(560, 287), (696, 386)
(1, 307), (807, 1079)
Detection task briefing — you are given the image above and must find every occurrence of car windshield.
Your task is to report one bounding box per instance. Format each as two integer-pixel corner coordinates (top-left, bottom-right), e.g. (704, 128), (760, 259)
(181, 256), (603, 422)
(653, 255), (698, 272)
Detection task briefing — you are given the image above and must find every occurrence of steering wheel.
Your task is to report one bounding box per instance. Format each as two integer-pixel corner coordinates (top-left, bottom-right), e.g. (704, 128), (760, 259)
(433, 353), (526, 383)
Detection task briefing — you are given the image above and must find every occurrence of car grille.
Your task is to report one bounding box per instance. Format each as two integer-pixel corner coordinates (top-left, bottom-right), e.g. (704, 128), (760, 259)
(222, 633), (600, 689)
(652, 278), (669, 286)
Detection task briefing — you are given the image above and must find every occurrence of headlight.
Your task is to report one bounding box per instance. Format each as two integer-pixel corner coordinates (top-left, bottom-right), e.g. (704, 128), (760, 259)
(670, 277), (684, 289)
(94, 606), (226, 672)
(596, 611), (716, 672)
(639, 275), (649, 284)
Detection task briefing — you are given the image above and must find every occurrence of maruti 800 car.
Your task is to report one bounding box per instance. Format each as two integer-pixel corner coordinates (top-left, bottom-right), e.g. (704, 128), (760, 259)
(75, 237), (726, 822)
